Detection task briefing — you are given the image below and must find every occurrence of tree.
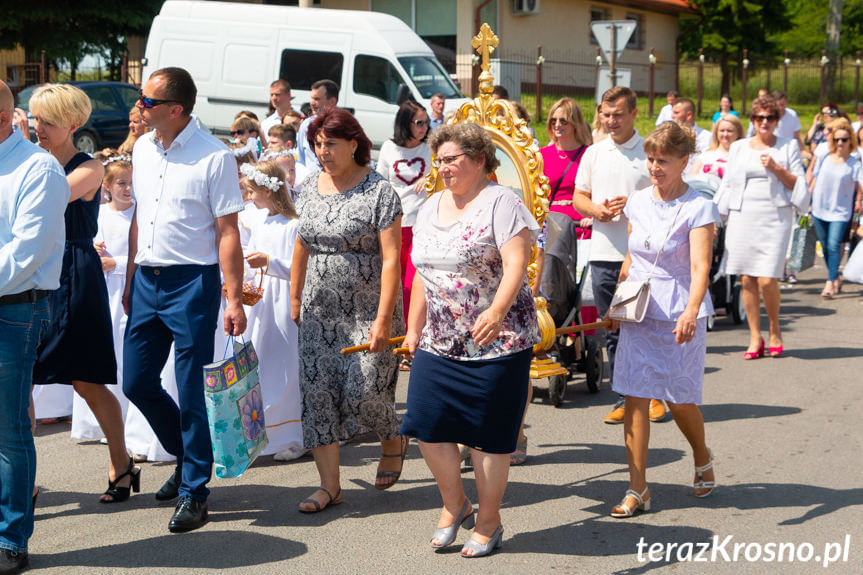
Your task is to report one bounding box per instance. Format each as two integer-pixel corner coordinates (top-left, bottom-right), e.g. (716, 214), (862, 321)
(680, 0), (793, 95)
(0, 0), (161, 81)
(825, 0), (846, 100)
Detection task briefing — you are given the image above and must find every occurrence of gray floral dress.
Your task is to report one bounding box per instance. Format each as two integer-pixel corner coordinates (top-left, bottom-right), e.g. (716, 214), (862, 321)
(295, 170), (404, 449)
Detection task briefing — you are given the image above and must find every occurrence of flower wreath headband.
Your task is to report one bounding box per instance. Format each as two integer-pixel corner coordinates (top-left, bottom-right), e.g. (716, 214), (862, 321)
(240, 163), (285, 192)
(103, 155), (131, 166)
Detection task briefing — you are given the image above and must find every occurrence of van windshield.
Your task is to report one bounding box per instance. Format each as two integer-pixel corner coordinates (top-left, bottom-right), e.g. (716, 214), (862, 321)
(397, 56), (462, 99)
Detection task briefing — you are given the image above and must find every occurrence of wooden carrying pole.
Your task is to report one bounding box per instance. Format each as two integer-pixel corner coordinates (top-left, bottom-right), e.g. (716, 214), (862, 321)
(391, 319), (614, 355)
(340, 336), (406, 355)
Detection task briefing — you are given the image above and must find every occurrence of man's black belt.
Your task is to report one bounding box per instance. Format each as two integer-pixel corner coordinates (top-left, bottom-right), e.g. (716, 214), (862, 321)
(0, 289), (50, 306)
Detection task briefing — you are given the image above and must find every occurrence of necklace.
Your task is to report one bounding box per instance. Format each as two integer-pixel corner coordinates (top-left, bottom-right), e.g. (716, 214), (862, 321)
(644, 183), (688, 250)
(328, 167), (361, 195)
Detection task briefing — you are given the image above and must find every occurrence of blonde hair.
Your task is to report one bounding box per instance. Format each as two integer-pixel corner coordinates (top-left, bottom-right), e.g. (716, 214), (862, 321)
(231, 116), (260, 135)
(828, 118), (858, 154)
(545, 97), (592, 146)
(644, 122), (696, 159)
(29, 83), (91, 128)
(103, 157), (132, 186)
(710, 115), (744, 150)
(241, 160), (297, 219)
(118, 107), (147, 155)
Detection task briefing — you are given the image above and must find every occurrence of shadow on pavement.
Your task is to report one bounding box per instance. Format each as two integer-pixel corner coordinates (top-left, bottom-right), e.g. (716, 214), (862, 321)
(30, 531), (306, 570)
(782, 346), (863, 360)
(699, 403), (801, 423)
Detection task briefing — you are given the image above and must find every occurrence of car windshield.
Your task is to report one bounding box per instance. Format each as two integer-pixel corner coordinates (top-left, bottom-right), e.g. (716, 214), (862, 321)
(397, 56), (462, 99)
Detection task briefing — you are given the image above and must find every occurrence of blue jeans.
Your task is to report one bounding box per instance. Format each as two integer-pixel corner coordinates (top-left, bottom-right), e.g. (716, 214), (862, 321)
(123, 265), (220, 502)
(812, 216), (846, 282)
(590, 261), (622, 387)
(0, 297), (50, 553)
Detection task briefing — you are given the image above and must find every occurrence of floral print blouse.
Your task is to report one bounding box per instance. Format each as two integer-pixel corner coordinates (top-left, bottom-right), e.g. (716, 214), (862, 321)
(412, 182), (541, 360)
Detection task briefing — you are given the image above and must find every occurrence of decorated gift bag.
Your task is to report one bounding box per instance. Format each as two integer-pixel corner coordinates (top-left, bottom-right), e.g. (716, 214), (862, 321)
(203, 339), (268, 478)
(788, 215), (817, 274)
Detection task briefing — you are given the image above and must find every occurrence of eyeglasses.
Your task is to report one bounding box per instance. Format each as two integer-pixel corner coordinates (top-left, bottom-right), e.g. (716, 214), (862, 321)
(550, 118), (569, 126)
(824, 110), (839, 116)
(432, 153), (467, 168)
(138, 90), (178, 109)
(834, 137), (850, 143)
(751, 114), (778, 123)
(230, 129), (248, 137)
(412, 119), (430, 127)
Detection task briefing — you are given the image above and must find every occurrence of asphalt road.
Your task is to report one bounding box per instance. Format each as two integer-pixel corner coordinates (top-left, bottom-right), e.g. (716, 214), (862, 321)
(25, 266), (863, 574)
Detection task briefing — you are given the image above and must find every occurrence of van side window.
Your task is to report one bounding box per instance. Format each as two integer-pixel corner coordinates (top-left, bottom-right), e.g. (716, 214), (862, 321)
(353, 55), (405, 105)
(279, 50), (343, 91)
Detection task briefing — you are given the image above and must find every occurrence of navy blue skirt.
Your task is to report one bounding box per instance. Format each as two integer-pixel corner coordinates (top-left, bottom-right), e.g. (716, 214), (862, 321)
(400, 347), (532, 454)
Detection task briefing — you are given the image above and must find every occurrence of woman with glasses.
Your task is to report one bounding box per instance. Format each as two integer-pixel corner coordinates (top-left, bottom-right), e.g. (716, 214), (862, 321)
(716, 96), (805, 359)
(376, 100), (432, 348)
(809, 118), (863, 297)
(229, 116), (262, 158)
(806, 104), (842, 153)
(30, 84), (139, 503)
(400, 123), (539, 557)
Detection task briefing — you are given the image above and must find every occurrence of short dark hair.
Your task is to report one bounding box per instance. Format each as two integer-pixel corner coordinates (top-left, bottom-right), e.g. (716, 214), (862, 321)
(307, 107), (371, 166)
(392, 100), (428, 147)
(269, 123), (297, 146)
(675, 98), (695, 116)
(150, 67), (196, 116)
(491, 85), (509, 100)
(601, 86), (637, 112)
(270, 79), (292, 93)
(771, 89), (787, 102)
(311, 79), (339, 101)
(431, 93), (445, 101)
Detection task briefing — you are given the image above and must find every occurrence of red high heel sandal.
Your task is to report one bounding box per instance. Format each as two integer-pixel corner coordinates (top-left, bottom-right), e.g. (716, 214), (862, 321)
(743, 338), (765, 360)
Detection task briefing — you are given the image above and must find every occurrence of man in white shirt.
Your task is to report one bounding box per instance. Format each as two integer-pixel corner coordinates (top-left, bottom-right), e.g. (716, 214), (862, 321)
(122, 67), (246, 534)
(295, 79), (339, 170)
(429, 93), (445, 131)
(0, 80), (69, 575)
(655, 90), (678, 126)
(672, 98), (712, 153)
(572, 86), (666, 424)
(260, 80), (296, 145)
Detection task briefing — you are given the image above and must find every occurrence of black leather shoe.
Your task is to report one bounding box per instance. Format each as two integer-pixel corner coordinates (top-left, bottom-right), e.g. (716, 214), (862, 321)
(168, 497), (208, 533)
(0, 549), (29, 575)
(155, 465), (182, 501)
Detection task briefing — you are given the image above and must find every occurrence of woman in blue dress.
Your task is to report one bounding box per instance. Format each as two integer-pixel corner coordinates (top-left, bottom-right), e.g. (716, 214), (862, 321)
(608, 122), (719, 517)
(30, 84), (139, 503)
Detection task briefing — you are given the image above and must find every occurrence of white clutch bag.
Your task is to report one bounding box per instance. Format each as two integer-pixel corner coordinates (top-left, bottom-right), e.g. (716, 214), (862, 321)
(609, 280), (650, 322)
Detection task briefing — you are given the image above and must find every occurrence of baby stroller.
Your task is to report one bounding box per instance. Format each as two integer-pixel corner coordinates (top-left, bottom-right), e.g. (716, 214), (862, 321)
(687, 173), (745, 329)
(537, 211), (604, 407)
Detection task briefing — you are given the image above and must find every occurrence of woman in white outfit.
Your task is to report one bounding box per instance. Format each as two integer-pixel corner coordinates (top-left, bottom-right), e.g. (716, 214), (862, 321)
(716, 96), (805, 360)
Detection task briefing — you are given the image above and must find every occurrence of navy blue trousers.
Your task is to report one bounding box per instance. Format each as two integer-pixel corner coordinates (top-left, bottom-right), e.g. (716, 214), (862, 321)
(123, 264), (220, 502)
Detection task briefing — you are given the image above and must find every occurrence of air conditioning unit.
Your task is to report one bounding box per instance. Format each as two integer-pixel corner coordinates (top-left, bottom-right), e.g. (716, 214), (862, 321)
(513, 0), (540, 16)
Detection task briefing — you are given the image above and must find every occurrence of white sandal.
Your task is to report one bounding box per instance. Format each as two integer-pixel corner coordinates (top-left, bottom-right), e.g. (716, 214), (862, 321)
(610, 486), (650, 518)
(694, 449), (716, 498)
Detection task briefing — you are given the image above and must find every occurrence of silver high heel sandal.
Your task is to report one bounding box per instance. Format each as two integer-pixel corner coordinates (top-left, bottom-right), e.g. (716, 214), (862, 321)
(430, 499), (475, 549)
(694, 449), (716, 498)
(461, 524), (504, 558)
(610, 486), (651, 518)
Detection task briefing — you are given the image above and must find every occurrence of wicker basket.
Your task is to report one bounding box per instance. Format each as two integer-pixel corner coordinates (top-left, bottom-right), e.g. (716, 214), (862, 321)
(224, 266), (265, 306)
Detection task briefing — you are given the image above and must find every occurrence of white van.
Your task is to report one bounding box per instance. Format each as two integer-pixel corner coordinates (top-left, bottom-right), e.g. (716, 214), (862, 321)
(142, 0), (466, 150)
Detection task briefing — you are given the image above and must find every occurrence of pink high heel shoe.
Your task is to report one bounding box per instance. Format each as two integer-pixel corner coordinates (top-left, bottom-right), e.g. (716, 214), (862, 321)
(743, 338), (764, 360)
(768, 345), (783, 358)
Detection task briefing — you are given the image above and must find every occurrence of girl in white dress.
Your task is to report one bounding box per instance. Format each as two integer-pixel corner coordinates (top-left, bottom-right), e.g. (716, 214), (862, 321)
(73, 157), (177, 462)
(240, 160), (305, 461)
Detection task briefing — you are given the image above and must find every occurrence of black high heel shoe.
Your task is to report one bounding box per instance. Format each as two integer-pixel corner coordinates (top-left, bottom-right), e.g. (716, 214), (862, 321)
(100, 457), (141, 504)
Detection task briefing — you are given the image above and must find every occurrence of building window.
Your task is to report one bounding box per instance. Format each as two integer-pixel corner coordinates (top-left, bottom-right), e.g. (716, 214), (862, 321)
(625, 12), (645, 51)
(589, 6), (610, 46)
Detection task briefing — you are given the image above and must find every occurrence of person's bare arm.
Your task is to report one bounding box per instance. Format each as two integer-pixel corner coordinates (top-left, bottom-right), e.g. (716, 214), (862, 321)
(290, 237), (310, 326)
(122, 208), (139, 315)
(404, 272), (427, 358)
(216, 213), (247, 336)
(368, 216), (402, 352)
(66, 159), (103, 202)
(572, 189), (617, 222)
(673, 223), (714, 344)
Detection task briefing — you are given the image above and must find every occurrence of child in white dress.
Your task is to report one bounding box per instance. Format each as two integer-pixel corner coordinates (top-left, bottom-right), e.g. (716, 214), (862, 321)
(240, 160), (306, 461)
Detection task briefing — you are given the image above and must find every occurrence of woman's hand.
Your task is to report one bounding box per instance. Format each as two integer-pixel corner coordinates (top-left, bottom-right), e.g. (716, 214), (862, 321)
(471, 308), (504, 347)
(101, 257), (116, 272)
(94, 240), (107, 256)
(290, 300), (301, 326)
(246, 252), (268, 269)
(760, 152), (778, 173)
(672, 309), (698, 344)
(403, 330), (421, 359)
(368, 316), (392, 353)
(579, 217), (593, 229)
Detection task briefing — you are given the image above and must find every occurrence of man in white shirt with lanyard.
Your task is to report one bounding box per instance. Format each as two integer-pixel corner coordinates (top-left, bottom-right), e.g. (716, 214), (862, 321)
(572, 86), (667, 425)
(122, 67), (246, 534)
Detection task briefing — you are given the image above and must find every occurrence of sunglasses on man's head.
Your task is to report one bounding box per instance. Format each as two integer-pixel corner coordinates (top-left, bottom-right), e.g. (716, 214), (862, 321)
(138, 90), (179, 109)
